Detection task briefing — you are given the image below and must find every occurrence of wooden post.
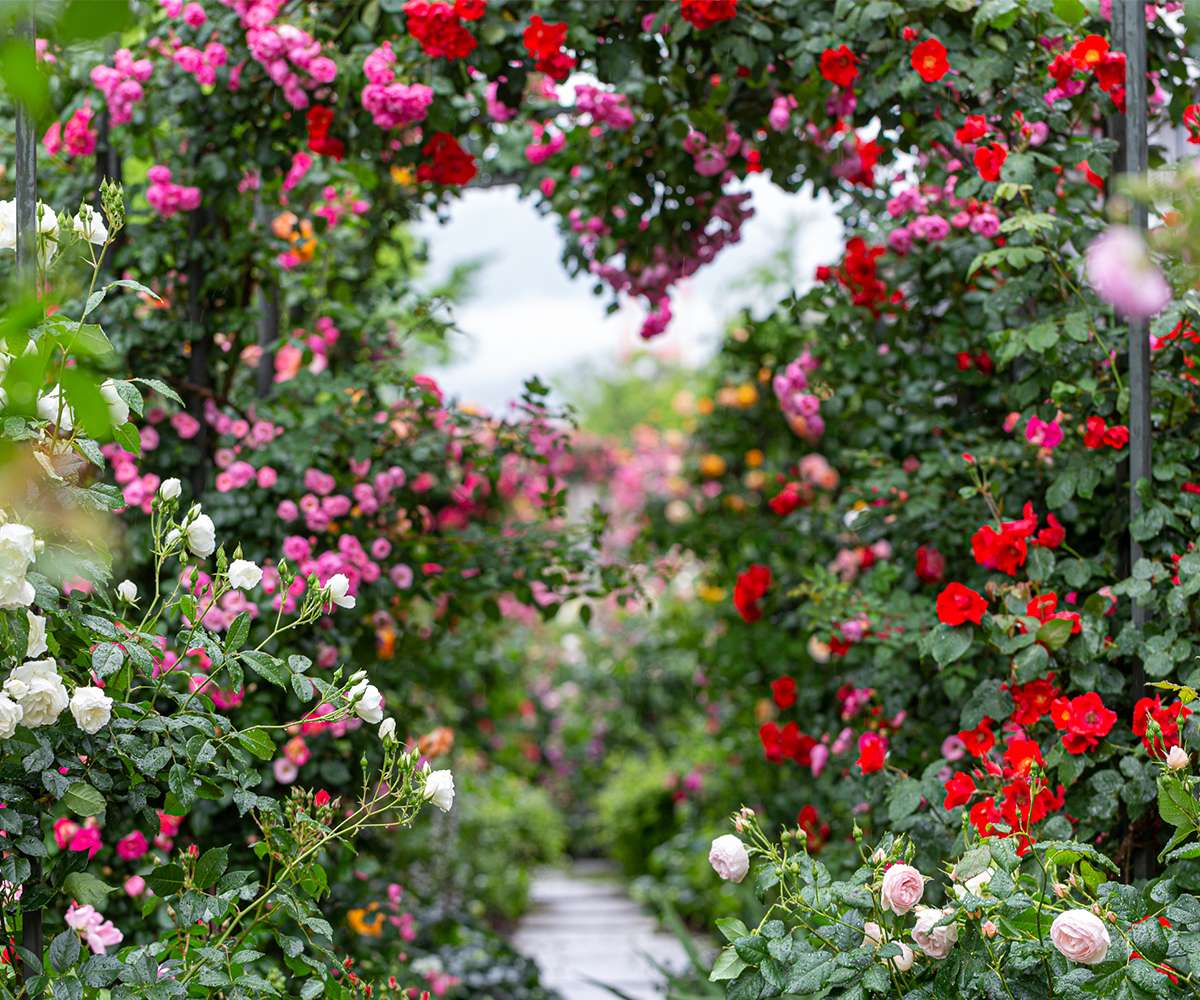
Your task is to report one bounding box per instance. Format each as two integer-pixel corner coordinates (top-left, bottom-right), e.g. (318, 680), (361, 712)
(1114, 0), (1151, 880)
(13, 10), (44, 980)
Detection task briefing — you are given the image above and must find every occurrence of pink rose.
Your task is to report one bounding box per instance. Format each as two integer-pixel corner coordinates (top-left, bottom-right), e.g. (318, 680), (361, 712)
(1050, 909), (1110, 965)
(708, 835), (749, 883)
(880, 863), (925, 915)
(911, 906), (958, 959)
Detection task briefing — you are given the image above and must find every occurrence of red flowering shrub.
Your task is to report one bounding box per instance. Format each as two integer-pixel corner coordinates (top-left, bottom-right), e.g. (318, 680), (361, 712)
(973, 142), (1008, 182)
(936, 582), (987, 626)
(732, 563), (771, 622)
(404, 0), (478, 59)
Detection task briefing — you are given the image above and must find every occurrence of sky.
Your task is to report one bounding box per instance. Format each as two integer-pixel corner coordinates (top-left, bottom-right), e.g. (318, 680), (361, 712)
(417, 175), (844, 413)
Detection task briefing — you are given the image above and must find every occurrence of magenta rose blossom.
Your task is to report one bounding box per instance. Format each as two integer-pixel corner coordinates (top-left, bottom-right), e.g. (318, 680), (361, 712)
(880, 863), (925, 915)
(1085, 226), (1171, 318)
(1050, 909), (1110, 965)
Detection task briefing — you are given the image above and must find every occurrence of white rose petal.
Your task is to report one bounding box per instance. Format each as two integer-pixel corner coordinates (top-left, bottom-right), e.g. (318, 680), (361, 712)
(0, 200), (15, 252)
(159, 478), (182, 501)
(3, 658), (68, 727)
(36, 386), (75, 432)
(326, 573), (356, 609)
(378, 717), (396, 742)
(0, 693), (22, 739)
(423, 769), (455, 812)
(69, 686), (113, 735)
(185, 513), (216, 558)
(99, 380), (129, 426)
(1167, 746), (1189, 770)
(73, 205), (108, 245)
(116, 579), (138, 603)
(353, 684), (384, 724)
(25, 612), (47, 657)
(0, 524), (36, 611)
(227, 559), (262, 590)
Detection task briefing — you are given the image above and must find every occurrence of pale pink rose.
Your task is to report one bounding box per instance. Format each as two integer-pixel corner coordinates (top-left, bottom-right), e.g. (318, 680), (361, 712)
(911, 906), (958, 959)
(880, 863), (925, 915)
(708, 835), (749, 883)
(1050, 909), (1110, 965)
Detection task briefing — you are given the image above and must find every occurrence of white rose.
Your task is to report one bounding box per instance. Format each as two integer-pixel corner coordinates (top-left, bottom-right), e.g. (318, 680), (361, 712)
(159, 478), (182, 501)
(353, 684), (384, 724)
(37, 386), (75, 432)
(26, 612), (47, 657)
(326, 573), (356, 609)
(708, 834), (750, 883)
(185, 513), (216, 558)
(3, 658), (68, 727)
(116, 579), (138, 603)
(36, 202), (59, 268)
(911, 906), (958, 960)
(73, 205), (108, 245)
(953, 867), (994, 901)
(378, 717), (396, 742)
(0, 199), (15, 252)
(227, 559), (262, 590)
(423, 769), (455, 812)
(0, 694), (22, 739)
(863, 921), (883, 947)
(99, 380), (129, 426)
(1050, 909), (1111, 966)
(1167, 746), (1189, 771)
(0, 523), (36, 610)
(69, 686), (113, 735)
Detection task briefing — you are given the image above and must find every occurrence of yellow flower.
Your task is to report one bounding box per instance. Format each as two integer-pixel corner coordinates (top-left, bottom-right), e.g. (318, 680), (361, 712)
(698, 454), (726, 478)
(735, 383), (758, 407)
(745, 449), (764, 468)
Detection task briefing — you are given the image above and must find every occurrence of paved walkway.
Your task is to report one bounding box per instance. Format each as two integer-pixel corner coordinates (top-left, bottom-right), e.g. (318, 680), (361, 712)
(511, 861), (698, 1000)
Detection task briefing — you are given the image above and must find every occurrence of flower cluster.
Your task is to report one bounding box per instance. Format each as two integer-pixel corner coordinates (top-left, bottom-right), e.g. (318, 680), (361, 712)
(90, 48), (154, 125)
(361, 42), (434, 130)
(771, 349), (824, 440)
(145, 164), (202, 217)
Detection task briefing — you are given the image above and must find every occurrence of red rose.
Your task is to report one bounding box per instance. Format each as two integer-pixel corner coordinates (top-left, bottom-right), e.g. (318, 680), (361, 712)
(943, 771), (976, 810)
(1002, 737), (1043, 775)
(771, 676), (797, 710)
(1094, 50), (1126, 93)
(915, 544), (945, 584)
(453, 0), (486, 20)
(733, 563), (771, 623)
(974, 142), (1007, 183)
(936, 582), (987, 626)
(1009, 677), (1060, 726)
(1048, 52), (1075, 85)
(954, 114), (989, 144)
(1070, 34), (1109, 72)
(680, 0), (737, 30)
(1036, 513), (1066, 549)
(819, 45), (859, 88)
(768, 482), (806, 515)
(522, 14), (568, 60)
(1083, 415), (1108, 448)
(404, 0), (477, 60)
(911, 37), (949, 82)
(1185, 104), (1200, 144)
(959, 718), (995, 757)
(417, 132), (477, 186)
(971, 523), (1027, 576)
(856, 731), (887, 774)
(1103, 425), (1129, 449)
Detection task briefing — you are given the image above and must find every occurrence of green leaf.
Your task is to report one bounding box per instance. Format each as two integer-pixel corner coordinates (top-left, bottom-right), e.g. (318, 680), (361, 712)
(61, 782), (105, 817)
(49, 929), (80, 973)
(241, 650), (290, 688)
(237, 728), (276, 760)
(1053, 0), (1088, 23)
(91, 642), (125, 678)
(929, 623), (974, 667)
(224, 612), (250, 654)
(1035, 617), (1074, 651)
(887, 778), (923, 823)
(710, 946), (748, 982)
(194, 846), (229, 889)
(717, 918), (751, 943)
(62, 872), (113, 907)
(145, 863), (185, 897)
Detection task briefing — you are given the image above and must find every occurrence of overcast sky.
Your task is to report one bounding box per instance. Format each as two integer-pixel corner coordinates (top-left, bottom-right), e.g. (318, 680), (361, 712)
(417, 175), (843, 413)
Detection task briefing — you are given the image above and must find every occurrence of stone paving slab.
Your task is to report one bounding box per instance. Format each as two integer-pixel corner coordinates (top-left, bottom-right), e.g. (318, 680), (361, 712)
(511, 864), (699, 1000)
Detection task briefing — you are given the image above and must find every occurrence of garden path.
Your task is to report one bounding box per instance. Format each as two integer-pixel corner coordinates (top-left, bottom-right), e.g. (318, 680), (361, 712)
(511, 860), (699, 999)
